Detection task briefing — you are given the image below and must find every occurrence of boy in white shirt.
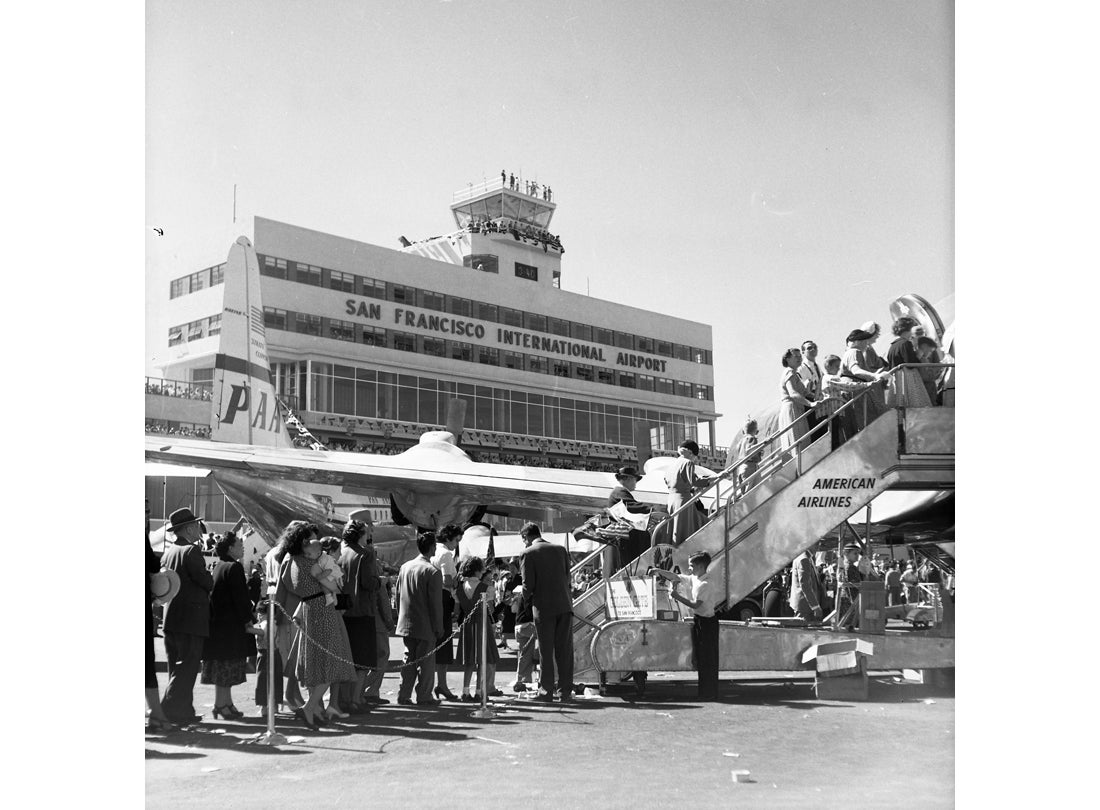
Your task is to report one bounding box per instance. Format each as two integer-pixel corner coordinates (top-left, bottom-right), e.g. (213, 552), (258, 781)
(650, 551), (720, 700)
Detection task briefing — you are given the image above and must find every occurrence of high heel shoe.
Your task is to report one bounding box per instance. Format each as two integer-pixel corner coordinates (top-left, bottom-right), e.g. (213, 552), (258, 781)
(212, 704), (245, 720)
(299, 708), (319, 730)
(459, 693), (477, 703)
(434, 687), (458, 701)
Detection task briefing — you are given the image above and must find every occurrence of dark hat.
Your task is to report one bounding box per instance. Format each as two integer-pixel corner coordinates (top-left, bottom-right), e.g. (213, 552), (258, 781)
(166, 507), (204, 532)
(846, 328), (874, 343)
(615, 466), (640, 480)
(679, 439), (700, 455)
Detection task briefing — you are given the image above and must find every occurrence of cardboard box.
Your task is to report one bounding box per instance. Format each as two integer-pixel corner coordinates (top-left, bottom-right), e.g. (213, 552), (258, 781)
(802, 639), (874, 702)
(814, 658), (869, 701)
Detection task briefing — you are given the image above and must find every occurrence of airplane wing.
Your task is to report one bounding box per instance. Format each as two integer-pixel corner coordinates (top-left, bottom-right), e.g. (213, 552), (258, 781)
(145, 430), (724, 530)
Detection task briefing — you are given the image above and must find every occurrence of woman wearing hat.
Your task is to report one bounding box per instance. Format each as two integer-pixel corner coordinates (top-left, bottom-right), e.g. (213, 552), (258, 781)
(841, 329), (888, 430)
(664, 440), (707, 545)
(201, 532), (256, 720)
(778, 348), (818, 460)
(884, 316), (933, 408)
(281, 528), (357, 728)
(607, 466), (653, 571)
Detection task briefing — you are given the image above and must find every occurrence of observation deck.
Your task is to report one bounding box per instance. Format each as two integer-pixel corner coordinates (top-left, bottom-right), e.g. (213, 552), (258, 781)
(451, 176), (557, 231)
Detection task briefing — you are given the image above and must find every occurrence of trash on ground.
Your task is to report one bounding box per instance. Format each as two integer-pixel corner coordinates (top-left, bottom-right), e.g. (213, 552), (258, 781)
(731, 770), (752, 783)
(655, 712), (672, 718)
(722, 752), (740, 758)
(201, 767), (220, 773)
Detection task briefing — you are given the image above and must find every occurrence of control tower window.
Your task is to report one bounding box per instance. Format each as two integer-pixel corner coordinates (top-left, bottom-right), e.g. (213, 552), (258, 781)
(552, 270), (561, 289)
(515, 262), (538, 282)
(464, 254), (499, 274)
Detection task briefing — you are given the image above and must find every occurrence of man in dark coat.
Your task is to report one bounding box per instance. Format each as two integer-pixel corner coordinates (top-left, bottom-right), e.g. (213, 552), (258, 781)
(159, 508), (214, 724)
(519, 523), (574, 702)
(396, 532), (443, 706)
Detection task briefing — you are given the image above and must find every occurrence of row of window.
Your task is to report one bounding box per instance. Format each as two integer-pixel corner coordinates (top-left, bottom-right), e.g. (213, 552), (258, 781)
(167, 314), (221, 346)
(169, 307), (713, 400)
(303, 362), (699, 448)
(167, 253), (712, 364)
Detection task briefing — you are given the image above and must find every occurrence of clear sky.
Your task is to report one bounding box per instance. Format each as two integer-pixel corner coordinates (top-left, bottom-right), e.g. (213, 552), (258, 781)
(146, 0), (954, 448)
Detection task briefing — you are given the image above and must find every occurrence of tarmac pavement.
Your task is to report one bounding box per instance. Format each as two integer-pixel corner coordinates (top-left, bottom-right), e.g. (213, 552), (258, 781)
(146, 636), (953, 808)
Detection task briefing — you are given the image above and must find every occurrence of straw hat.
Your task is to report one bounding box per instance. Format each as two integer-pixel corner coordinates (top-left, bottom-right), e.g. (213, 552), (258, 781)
(150, 568), (180, 606)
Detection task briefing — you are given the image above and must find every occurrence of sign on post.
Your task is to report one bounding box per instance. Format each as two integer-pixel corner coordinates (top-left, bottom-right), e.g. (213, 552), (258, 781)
(605, 577), (656, 620)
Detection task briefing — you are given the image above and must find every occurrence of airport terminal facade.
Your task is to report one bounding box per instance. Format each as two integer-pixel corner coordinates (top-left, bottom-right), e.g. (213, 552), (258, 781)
(149, 180), (720, 474)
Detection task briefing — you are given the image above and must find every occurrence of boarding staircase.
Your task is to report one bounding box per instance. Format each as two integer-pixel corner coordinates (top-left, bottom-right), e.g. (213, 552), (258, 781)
(567, 364), (955, 681)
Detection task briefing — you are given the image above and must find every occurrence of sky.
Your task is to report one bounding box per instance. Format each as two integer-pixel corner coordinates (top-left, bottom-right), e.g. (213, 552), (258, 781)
(146, 0), (954, 448)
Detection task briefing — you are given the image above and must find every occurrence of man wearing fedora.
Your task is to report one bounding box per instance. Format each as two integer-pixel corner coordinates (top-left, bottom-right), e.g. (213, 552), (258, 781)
(160, 507), (214, 725)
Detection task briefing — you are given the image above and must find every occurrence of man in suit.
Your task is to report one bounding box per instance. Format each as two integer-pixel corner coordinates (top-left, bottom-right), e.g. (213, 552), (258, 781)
(159, 507), (214, 724)
(798, 340), (827, 444)
(788, 550), (823, 621)
(519, 523), (574, 702)
(396, 531), (443, 706)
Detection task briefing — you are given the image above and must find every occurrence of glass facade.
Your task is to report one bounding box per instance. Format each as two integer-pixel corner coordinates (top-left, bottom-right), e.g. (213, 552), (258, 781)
(307, 361), (696, 447)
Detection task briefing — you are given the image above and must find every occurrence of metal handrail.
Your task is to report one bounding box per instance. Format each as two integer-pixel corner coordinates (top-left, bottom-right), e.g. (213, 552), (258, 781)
(647, 362), (955, 551)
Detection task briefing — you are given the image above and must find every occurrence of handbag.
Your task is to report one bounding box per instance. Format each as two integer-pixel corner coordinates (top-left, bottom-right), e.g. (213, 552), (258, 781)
(334, 593), (352, 611)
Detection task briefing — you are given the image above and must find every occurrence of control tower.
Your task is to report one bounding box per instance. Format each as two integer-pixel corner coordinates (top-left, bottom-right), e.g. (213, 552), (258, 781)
(402, 175), (563, 289)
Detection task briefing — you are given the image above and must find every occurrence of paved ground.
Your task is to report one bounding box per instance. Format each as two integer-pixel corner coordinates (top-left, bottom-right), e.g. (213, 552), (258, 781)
(146, 637), (954, 808)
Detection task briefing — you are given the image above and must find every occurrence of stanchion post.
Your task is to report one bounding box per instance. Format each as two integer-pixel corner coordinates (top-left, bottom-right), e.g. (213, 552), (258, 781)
(471, 590), (496, 719)
(254, 592), (287, 745)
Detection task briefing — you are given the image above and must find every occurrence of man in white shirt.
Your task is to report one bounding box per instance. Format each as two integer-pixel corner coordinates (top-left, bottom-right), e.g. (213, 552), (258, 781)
(799, 340), (826, 443)
(651, 551), (720, 700)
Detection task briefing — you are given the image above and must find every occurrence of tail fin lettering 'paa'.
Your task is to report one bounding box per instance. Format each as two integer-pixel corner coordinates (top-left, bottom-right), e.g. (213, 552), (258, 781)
(209, 236), (293, 448)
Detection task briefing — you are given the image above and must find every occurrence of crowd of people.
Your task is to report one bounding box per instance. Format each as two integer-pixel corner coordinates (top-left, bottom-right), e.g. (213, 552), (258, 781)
(146, 380), (213, 401)
(500, 169), (553, 202)
(466, 216), (563, 253)
(146, 421), (211, 439)
(146, 507), (588, 734)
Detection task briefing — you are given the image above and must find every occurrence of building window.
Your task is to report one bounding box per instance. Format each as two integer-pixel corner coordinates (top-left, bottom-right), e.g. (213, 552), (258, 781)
(421, 336), (446, 357)
(515, 262), (538, 281)
(295, 313), (321, 336)
(295, 263), (322, 286)
(210, 264), (225, 286)
(190, 271), (205, 293)
(261, 255), (288, 279)
(618, 372), (637, 389)
(637, 336), (655, 354)
(656, 340), (674, 357)
(478, 346), (500, 366)
(574, 364), (594, 382)
(615, 331), (634, 350)
(168, 326), (183, 346)
(207, 314), (222, 337)
(594, 327), (614, 346)
(361, 326), (385, 346)
(420, 290), (445, 311)
(674, 344), (692, 362)
(329, 319), (355, 342)
(464, 254), (499, 274)
(329, 270), (355, 292)
(187, 320), (205, 341)
(552, 360), (570, 378)
(361, 278), (386, 299)
(549, 317), (570, 337)
(502, 351), (523, 370)
(447, 296), (472, 317)
(500, 307), (524, 328)
(639, 374), (655, 392)
(390, 284), (414, 305)
(264, 307), (288, 330)
(524, 312), (547, 332)
(571, 322), (593, 342)
(656, 378), (674, 395)
(449, 341), (473, 362)
(392, 331), (416, 352)
(552, 269), (561, 289)
(526, 355), (548, 374)
(475, 301), (498, 322)
(597, 367), (615, 385)
(170, 278), (186, 299)
(675, 381), (692, 398)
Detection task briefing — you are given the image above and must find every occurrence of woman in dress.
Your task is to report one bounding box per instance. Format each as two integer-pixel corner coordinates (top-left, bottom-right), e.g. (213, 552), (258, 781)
(777, 348), (817, 460)
(664, 439), (708, 545)
(455, 556), (501, 701)
(282, 529), (357, 728)
(841, 329), (888, 430)
(431, 523), (462, 701)
(884, 316), (933, 407)
(201, 532), (256, 720)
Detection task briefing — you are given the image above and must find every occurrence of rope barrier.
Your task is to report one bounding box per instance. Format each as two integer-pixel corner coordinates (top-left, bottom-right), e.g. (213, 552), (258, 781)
(270, 597), (484, 672)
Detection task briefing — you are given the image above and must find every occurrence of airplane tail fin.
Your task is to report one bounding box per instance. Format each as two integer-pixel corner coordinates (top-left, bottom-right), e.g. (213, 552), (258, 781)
(209, 236), (294, 448)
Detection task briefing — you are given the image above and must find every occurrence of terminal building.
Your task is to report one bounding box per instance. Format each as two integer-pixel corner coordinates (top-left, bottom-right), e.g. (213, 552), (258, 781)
(146, 177), (721, 522)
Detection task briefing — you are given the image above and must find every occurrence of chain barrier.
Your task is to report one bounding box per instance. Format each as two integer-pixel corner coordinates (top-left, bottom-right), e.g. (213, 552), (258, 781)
(269, 598), (483, 672)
